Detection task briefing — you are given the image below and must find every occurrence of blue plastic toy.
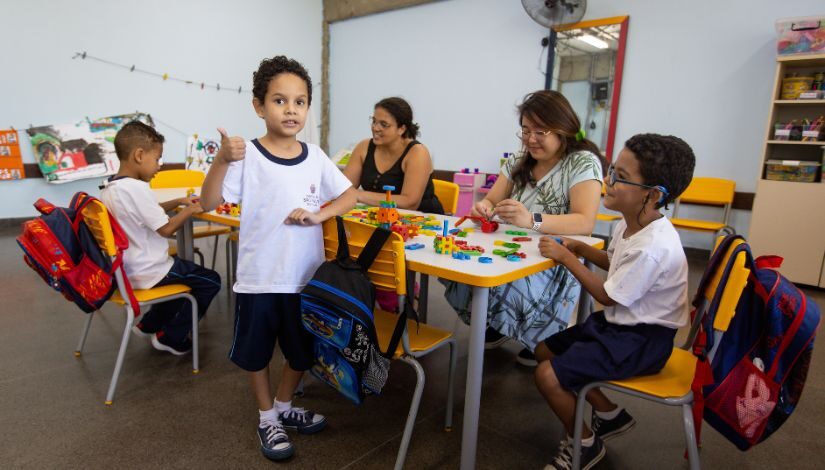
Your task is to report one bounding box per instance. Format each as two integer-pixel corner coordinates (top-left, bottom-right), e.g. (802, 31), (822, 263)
(506, 255), (522, 262)
(478, 257), (493, 264)
(405, 243), (425, 250)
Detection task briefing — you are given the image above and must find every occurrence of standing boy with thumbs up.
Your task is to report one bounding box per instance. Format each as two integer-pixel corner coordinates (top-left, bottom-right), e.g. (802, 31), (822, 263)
(201, 56), (356, 462)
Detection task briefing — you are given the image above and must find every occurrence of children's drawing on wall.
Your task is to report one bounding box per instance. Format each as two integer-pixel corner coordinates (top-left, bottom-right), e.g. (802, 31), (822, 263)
(185, 134), (220, 173)
(0, 129), (25, 181)
(26, 113), (153, 183)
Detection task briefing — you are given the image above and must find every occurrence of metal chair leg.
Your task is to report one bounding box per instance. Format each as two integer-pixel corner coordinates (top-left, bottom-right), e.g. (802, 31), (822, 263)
(396, 357), (426, 470)
(188, 293), (199, 374)
(683, 402), (701, 470)
(445, 339), (457, 431)
(210, 235), (219, 270)
(75, 311), (96, 356)
(105, 307), (135, 405)
(572, 382), (597, 470)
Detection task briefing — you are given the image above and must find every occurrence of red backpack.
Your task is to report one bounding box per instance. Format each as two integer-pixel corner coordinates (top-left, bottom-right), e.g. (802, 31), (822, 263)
(16, 192), (139, 316)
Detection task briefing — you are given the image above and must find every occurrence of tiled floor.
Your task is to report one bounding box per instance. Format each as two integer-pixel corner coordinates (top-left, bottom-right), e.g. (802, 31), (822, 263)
(2, 226), (823, 469)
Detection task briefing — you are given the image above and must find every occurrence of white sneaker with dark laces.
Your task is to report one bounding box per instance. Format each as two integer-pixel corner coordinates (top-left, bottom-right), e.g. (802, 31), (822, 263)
(544, 435), (605, 470)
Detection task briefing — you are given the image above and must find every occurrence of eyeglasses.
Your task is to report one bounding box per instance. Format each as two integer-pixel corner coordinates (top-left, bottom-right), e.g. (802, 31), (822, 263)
(607, 165), (669, 199)
(369, 117), (393, 129)
(517, 128), (554, 141)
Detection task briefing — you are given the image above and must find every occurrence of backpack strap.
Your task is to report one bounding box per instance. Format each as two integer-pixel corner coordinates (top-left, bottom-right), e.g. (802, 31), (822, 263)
(334, 216), (351, 261)
(382, 294), (421, 359)
(356, 224), (392, 271)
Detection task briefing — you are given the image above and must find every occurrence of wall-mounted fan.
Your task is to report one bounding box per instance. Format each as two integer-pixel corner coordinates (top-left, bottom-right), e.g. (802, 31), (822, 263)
(521, 0), (587, 29)
(521, 0), (587, 89)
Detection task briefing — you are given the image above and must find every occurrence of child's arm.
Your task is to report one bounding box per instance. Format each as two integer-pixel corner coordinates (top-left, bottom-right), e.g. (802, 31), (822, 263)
(156, 203), (204, 238)
(200, 128), (246, 212)
(159, 196), (196, 213)
(538, 236), (616, 306)
(557, 237), (610, 271)
(284, 187), (358, 226)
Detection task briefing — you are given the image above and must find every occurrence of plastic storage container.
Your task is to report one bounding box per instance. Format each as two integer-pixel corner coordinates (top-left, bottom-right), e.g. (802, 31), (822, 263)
(765, 160), (820, 182)
(776, 17), (825, 55)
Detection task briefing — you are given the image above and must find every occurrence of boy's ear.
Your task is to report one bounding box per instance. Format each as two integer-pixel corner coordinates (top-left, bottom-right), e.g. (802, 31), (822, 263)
(132, 147), (145, 163)
(252, 97), (264, 118)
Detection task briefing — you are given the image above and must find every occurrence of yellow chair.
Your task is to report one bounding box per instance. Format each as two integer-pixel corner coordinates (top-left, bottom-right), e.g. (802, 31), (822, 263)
(570, 237), (751, 469)
(597, 183), (621, 246)
(150, 169), (231, 268)
(322, 218), (456, 470)
(670, 177), (736, 251)
(76, 199), (200, 405)
(432, 179), (459, 215)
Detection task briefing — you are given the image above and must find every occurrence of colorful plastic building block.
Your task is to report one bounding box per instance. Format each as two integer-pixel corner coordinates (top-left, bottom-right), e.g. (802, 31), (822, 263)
(452, 251), (471, 260)
(506, 255), (523, 262)
(405, 243), (425, 250)
(512, 237), (533, 242)
(478, 257), (493, 263)
(493, 241), (521, 249)
(454, 215), (499, 233)
(505, 230), (527, 236)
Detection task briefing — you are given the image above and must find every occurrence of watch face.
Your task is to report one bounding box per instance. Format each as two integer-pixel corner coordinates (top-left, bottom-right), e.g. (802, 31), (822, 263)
(533, 212), (542, 223)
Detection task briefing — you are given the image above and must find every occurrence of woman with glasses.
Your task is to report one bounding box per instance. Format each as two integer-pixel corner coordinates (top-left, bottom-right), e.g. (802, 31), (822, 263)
(342, 97), (444, 214)
(442, 90), (603, 366)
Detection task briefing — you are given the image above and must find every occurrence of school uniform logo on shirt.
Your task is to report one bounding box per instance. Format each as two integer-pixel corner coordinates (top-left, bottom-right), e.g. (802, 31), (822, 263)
(310, 184), (316, 194)
(303, 183), (321, 207)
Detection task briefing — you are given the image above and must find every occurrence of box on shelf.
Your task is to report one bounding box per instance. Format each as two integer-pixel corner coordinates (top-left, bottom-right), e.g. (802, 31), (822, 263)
(774, 123), (802, 140)
(781, 76), (814, 99)
(776, 16), (825, 55)
(765, 159), (820, 182)
(801, 124), (824, 141)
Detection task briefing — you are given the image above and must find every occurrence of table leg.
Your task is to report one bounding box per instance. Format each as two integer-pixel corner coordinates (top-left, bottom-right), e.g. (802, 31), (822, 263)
(460, 285), (489, 470)
(575, 259), (595, 324)
(177, 218), (194, 261)
(418, 273), (429, 323)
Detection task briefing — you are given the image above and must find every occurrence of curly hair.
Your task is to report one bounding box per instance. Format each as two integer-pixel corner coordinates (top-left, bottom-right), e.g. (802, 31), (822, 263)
(114, 120), (164, 161)
(510, 90), (604, 192)
(375, 97), (419, 139)
(624, 133), (696, 209)
(252, 56), (312, 105)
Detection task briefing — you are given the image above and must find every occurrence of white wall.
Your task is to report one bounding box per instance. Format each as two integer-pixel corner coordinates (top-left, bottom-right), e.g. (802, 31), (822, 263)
(328, 0), (823, 246)
(0, 0), (322, 218)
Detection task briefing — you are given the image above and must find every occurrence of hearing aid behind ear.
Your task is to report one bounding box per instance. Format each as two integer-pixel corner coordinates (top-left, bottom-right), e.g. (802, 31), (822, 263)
(654, 186), (669, 205)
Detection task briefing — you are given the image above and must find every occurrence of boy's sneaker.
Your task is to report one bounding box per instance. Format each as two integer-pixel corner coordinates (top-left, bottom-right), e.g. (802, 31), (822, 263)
(258, 421), (294, 461)
(279, 407), (327, 434)
(516, 348), (538, 367)
(544, 436), (605, 470)
(151, 334), (191, 356)
(592, 408), (636, 441)
(485, 327), (508, 349)
(131, 323), (154, 340)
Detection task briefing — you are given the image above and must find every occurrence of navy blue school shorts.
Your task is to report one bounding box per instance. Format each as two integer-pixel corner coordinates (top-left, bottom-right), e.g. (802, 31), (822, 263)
(544, 311), (676, 392)
(229, 293), (314, 372)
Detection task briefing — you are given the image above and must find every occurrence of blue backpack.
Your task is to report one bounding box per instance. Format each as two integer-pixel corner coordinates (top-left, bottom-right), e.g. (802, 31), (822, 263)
(691, 235), (820, 450)
(300, 217), (410, 404)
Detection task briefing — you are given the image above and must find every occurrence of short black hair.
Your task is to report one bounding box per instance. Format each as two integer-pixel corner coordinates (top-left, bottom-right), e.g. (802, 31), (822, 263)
(114, 121), (164, 161)
(252, 56), (312, 105)
(624, 133), (696, 209)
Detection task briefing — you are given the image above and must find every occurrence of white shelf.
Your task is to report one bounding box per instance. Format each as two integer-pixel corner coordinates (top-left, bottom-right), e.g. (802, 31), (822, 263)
(773, 99), (825, 104)
(766, 140), (825, 145)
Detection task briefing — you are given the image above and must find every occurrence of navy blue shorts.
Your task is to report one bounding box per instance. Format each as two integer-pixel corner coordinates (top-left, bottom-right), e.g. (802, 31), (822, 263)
(544, 311), (676, 392)
(229, 293), (315, 372)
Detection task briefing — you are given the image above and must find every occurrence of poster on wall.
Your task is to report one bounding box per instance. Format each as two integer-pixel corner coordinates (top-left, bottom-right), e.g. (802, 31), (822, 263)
(185, 134), (220, 173)
(0, 129), (25, 180)
(26, 113), (153, 184)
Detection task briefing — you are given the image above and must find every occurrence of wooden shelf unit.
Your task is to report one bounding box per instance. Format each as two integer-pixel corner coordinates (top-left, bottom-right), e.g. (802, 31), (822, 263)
(749, 53), (825, 287)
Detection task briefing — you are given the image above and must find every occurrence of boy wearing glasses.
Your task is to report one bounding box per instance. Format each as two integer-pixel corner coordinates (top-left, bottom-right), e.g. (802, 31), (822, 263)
(535, 134), (696, 469)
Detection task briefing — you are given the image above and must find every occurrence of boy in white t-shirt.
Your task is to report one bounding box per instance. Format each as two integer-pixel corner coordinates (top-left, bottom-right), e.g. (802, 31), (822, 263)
(100, 121), (221, 356)
(200, 56), (356, 462)
(535, 134), (696, 469)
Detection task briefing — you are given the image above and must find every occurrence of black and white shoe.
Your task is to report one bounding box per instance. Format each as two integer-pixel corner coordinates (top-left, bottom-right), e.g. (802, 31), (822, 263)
(516, 348), (538, 367)
(592, 408), (636, 441)
(484, 327), (509, 349)
(544, 436), (605, 470)
(279, 407), (327, 434)
(257, 421), (293, 461)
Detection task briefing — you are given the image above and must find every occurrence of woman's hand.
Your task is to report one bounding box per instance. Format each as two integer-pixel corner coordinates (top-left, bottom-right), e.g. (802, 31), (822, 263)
(471, 199), (494, 219)
(284, 208), (322, 226)
(494, 199), (532, 228)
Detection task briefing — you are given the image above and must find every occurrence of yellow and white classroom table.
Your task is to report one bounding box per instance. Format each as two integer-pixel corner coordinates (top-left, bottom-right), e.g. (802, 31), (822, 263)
(152, 188), (604, 470)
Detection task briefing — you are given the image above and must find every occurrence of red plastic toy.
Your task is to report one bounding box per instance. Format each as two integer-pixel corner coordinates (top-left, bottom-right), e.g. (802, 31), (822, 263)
(454, 216), (499, 233)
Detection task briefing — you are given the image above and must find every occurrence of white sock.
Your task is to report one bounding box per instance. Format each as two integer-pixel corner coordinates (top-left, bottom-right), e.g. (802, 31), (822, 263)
(595, 406), (622, 420)
(274, 399), (292, 414)
(581, 434), (595, 447)
(259, 407), (279, 426)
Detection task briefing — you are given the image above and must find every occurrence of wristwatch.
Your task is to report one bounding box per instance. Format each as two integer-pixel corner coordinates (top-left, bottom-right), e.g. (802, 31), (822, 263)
(532, 212), (543, 232)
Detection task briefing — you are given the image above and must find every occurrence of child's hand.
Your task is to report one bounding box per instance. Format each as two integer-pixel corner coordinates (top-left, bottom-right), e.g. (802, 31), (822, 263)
(559, 237), (585, 256)
(471, 200), (494, 219)
(538, 236), (574, 264)
(495, 199), (531, 228)
(186, 202), (204, 215)
(179, 196), (198, 207)
(284, 208), (321, 226)
(216, 128), (246, 163)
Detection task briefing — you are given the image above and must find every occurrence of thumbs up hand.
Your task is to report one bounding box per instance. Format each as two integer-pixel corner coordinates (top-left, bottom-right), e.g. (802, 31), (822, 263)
(216, 128), (246, 163)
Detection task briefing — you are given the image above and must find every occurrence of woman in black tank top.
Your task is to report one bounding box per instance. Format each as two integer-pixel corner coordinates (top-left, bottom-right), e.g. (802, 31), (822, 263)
(342, 97), (444, 214)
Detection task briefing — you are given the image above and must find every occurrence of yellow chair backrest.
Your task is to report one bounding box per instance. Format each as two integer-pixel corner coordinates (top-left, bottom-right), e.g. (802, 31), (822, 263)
(432, 179), (459, 215)
(150, 169), (205, 189)
(701, 237), (750, 333)
(81, 199), (118, 257)
(678, 177), (735, 206)
(322, 218), (407, 296)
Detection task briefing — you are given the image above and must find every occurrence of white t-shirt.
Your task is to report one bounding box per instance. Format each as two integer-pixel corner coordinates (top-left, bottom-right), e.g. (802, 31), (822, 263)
(603, 217), (689, 328)
(100, 177), (174, 289)
(222, 140), (352, 294)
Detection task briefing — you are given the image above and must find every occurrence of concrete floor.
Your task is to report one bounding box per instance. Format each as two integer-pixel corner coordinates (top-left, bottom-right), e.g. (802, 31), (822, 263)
(1, 225), (823, 469)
